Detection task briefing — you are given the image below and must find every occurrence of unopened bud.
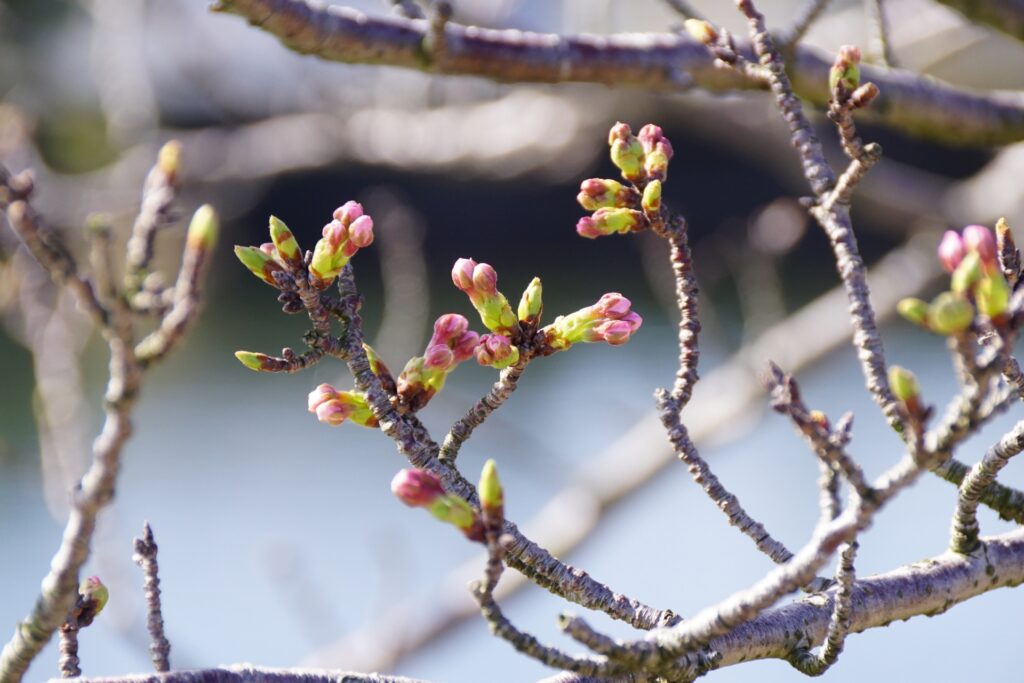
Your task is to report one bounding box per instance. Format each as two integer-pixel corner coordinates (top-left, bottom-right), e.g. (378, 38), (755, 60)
(576, 208), (647, 239)
(684, 18), (718, 45)
(928, 292), (974, 335)
(888, 365), (919, 403)
(234, 350), (272, 371)
(475, 334), (520, 369)
(268, 215), (302, 266)
(829, 45), (861, 94)
(478, 458), (503, 514)
(976, 272), (1010, 319)
(897, 297), (929, 327)
(938, 230), (965, 273)
(610, 137), (645, 182)
(849, 82), (879, 109)
(517, 277), (543, 326)
(391, 468), (445, 507)
(577, 178), (629, 211)
(78, 576), (109, 618)
(962, 224), (997, 268)
(951, 251), (982, 294)
(157, 140), (182, 179)
(642, 180), (662, 214)
(186, 204), (219, 252)
(234, 245), (285, 286)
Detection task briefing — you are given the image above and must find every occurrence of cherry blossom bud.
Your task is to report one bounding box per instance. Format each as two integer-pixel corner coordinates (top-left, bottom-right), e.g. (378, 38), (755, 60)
(951, 251), (982, 294)
(451, 259), (518, 335)
(424, 343), (455, 370)
(391, 468), (445, 507)
(976, 272), (1010, 319)
(593, 292), (632, 319)
(186, 204), (219, 252)
(268, 215), (302, 266)
(77, 576), (108, 625)
(450, 331), (480, 363)
(333, 201), (364, 224)
(315, 400), (351, 426)
(517, 277), (543, 326)
(888, 366), (919, 403)
(475, 334), (520, 369)
(234, 350), (273, 371)
(234, 245), (286, 286)
(928, 292), (974, 335)
(348, 215), (375, 248)
(577, 178), (629, 211)
(541, 293), (643, 350)
(478, 458), (503, 515)
(829, 45), (861, 94)
(157, 140), (182, 179)
(307, 383), (338, 412)
(576, 208), (647, 239)
(896, 297), (929, 327)
(962, 224), (997, 268)
(684, 18), (718, 44)
(937, 230), (965, 273)
(642, 180), (662, 214)
(608, 121), (632, 144)
(430, 313), (470, 347)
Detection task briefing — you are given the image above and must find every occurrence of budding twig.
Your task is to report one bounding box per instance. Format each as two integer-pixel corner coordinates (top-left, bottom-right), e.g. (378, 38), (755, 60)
(438, 360), (526, 464)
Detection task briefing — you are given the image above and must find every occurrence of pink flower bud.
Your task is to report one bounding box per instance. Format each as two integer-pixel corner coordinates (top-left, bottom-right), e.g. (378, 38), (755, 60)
(621, 310), (643, 332)
(475, 334), (514, 365)
(451, 330), (480, 363)
(391, 468), (445, 507)
(333, 201), (364, 225)
(472, 263), (498, 294)
(576, 216), (603, 239)
(937, 230), (965, 273)
(430, 313), (470, 347)
(316, 399), (351, 425)
(595, 319), (636, 345)
(962, 224), (997, 267)
(424, 344), (455, 370)
(349, 215), (374, 248)
(637, 124), (668, 155)
(259, 242), (276, 257)
(608, 121), (632, 144)
(308, 383), (340, 412)
(322, 220), (348, 249)
(341, 239), (360, 258)
(452, 258), (477, 292)
(593, 292), (632, 319)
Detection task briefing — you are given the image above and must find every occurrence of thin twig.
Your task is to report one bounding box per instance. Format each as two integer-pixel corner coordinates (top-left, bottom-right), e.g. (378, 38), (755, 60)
(864, 0), (897, 67)
(777, 0), (835, 48)
(132, 523), (171, 672)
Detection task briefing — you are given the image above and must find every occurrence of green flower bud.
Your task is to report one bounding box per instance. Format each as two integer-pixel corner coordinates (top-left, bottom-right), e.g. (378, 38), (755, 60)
(829, 45), (861, 94)
(186, 204), (219, 252)
(235, 350), (270, 371)
(951, 251), (982, 294)
(888, 366), (919, 403)
(478, 459), (503, 514)
(234, 245), (284, 286)
(927, 292), (974, 335)
(641, 180), (662, 214)
(268, 215), (301, 266)
(976, 272), (1010, 318)
(517, 277), (543, 326)
(610, 138), (645, 182)
(428, 494), (477, 531)
(78, 576), (109, 617)
(896, 297), (929, 327)
(157, 140), (182, 179)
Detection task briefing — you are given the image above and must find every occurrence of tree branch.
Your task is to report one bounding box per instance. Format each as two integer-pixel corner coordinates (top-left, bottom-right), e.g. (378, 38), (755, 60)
(209, 0), (1024, 146)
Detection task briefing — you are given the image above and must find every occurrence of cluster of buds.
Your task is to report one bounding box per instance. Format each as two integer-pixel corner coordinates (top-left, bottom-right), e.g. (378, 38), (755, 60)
(451, 258), (518, 335)
(234, 202), (375, 291)
(828, 45), (878, 108)
(391, 468), (484, 541)
(899, 223), (1015, 334)
(576, 123), (673, 239)
(397, 313), (479, 411)
(541, 292), (642, 351)
(310, 202), (375, 285)
(307, 383), (379, 428)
